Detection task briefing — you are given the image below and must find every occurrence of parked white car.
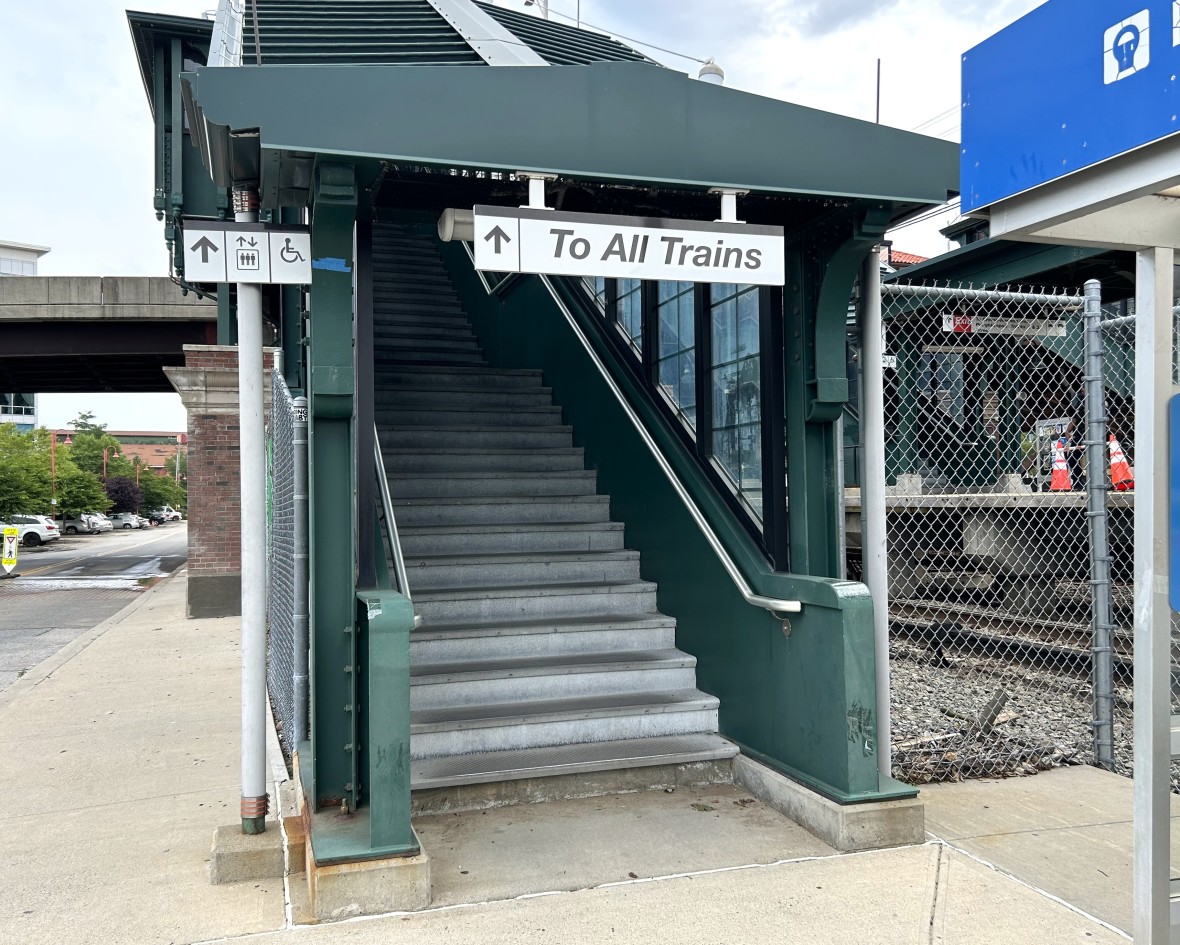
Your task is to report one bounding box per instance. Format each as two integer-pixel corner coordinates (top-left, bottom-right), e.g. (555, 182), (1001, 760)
(110, 512), (149, 530)
(9, 514), (61, 547)
(86, 513), (114, 533)
(152, 505), (183, 522)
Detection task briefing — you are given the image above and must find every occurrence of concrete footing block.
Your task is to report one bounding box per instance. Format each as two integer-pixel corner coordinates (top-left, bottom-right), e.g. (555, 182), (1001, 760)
(733, 755), (924, 852)
(209, 823), (285, 885)
(306, 831), (431, 921)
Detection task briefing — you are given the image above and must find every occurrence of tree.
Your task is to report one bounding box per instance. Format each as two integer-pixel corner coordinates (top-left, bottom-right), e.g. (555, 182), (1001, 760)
(104, 476), (142, 514)
(139, 470), (184, 512)
(56, 468), (110, 518)
(0, 425), (50, 520)
(66, 413), (133, 480)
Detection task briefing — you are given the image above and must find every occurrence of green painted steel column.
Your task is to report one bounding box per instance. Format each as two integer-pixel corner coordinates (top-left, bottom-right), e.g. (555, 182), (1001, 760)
(785, 209), (887, 577)
(307, 162), (358, 812)
(996, 338), (1023, 477)
(891, 329), (920, 483)
(280, 207), (304, 392)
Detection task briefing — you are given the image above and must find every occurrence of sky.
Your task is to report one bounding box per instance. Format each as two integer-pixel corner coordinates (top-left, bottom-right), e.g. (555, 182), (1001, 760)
(3, 0), (1045, 431)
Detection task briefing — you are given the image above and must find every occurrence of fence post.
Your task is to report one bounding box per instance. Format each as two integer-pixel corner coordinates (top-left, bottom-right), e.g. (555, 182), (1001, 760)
(1083, 279), (1115, 771)
(860, 249), (891, 779)
(293, 395), (310, 747)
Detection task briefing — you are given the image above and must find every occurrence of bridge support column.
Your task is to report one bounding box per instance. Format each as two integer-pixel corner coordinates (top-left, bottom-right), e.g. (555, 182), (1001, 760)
(164, 344), (277, 618)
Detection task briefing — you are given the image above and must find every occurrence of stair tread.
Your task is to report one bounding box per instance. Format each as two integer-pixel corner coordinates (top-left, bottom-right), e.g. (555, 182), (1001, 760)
(400, 521), (616, 535)
(411, 688), (718, 729)
(413, 580), (655, 601)
(394, 494), (607, 507)
(411, 734), (738, 790)
(382, 423), (572, 433)
(407, 549), (637, 566)
(410, 612), (674, 640)
(412, 647), (695, 681)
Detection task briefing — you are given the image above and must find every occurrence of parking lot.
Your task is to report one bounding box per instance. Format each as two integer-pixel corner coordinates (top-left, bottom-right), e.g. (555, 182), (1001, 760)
(0, 523), (187, 690)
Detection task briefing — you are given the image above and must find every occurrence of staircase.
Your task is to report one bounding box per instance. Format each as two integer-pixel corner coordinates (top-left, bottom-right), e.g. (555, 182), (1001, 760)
(372, 224), (737, 803)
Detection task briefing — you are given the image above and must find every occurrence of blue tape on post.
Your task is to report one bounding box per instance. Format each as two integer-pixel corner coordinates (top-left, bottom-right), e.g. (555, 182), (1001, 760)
(1170, 395), (1180, 613)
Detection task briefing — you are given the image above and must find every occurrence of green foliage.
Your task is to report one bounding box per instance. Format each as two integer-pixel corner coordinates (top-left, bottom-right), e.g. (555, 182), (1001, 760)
(57, 468), (110, 518)
(0, 422), (112, 521)
(0, 425), (51, 519)
(66, 412), (134, 480)
(138, 470), (185, 511)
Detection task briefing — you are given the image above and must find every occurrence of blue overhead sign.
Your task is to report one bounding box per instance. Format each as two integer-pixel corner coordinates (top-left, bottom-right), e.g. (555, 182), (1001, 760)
(961, 0), (1180, 212)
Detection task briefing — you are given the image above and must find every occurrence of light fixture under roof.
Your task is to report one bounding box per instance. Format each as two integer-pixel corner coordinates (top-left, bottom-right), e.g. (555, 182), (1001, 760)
(698, 58), (725, 85)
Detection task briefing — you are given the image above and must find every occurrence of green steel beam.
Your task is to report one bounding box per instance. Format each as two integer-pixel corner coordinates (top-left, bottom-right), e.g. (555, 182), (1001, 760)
(307, 161), (358, 813)
(187, 61), (958, 208)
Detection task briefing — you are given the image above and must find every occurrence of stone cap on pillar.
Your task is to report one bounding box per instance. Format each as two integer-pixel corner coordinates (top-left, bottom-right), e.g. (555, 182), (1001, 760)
(165, 344), (280, 415)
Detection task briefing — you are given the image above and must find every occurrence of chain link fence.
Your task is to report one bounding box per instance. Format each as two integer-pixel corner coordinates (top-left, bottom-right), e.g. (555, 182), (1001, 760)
(266, 371), (308, 766)
(851, 280), (1146, 786)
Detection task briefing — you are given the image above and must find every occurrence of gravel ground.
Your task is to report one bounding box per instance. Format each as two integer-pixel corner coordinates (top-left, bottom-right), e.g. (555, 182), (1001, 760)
(888, 640), (1178, 791)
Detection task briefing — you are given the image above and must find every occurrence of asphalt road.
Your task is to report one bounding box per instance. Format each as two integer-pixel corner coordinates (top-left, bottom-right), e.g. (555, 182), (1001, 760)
(0, 524), (187, 691)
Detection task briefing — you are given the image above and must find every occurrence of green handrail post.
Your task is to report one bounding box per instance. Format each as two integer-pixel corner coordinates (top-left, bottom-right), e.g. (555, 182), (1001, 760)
(357, 589), (418, 855)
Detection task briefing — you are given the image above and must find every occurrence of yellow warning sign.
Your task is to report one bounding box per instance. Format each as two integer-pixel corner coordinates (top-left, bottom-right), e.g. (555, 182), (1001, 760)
(2, 526), (18, 574)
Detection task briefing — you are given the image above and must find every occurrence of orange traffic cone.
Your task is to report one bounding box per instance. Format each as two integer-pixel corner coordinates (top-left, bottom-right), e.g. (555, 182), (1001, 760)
(1108, 434), (1134, 491)
(1049, 438), (1072, 491)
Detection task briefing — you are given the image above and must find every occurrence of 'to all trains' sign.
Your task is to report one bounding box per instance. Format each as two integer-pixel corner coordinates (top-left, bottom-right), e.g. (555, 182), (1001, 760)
(473, 206), (785, 287)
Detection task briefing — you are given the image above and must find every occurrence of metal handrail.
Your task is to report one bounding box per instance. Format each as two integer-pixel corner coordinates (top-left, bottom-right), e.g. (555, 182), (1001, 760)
(463, 258), (801, 622)
(539, 276), (800, 617)
(373, 422), (412, 602)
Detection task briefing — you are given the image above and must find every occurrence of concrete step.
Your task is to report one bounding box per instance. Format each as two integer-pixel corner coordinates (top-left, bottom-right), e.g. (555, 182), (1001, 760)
(406, 550), (641, 591)
(377, 405), (564, 428)
(374, 324), (477, 342)
(410, 733), (738, 791)
(377, 365), (544, 388)
(374, 385), (555, 409)
(373, 315), (472, 333)
(399, 522), (625, 556)
(374, 350), (487, 367)
(389, 470), (597, 499)
(408, 613), (675, 663)
(410, 689), (720, 759)
(383, 446), (585, 474)
(374, 290), (461, 307)
(409, 647), (694, 709)
(380, 425), (574, 450)
(412, 580), (656, 624)
(392, 494), (610, 527)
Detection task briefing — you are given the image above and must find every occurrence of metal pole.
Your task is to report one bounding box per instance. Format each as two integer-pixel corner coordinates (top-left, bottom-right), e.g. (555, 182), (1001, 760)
(1132, 247), (1173, 944)
(860, 248), (891, 778)
(1082, 279), (1115, 770)
(235, 187), (268, 835)
(292, 395), (310, 746)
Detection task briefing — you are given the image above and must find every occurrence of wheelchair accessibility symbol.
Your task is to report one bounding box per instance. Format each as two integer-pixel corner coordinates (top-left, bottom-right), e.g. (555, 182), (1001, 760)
(279, 238), (305, 264)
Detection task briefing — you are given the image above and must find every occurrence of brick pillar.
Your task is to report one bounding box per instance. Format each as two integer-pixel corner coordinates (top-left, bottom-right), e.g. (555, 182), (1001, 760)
(165, 344), (277, 618)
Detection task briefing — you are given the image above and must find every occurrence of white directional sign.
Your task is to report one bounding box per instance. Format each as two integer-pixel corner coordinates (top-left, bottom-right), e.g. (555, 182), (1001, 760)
(473, 206), (785, 287)
(2, 526), (18, 575)
(183, 221), (311, 285)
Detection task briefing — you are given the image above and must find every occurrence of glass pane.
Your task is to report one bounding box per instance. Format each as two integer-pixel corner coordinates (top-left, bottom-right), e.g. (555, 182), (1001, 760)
(711, 299), (737, 365)
(737, 288), (760, 358)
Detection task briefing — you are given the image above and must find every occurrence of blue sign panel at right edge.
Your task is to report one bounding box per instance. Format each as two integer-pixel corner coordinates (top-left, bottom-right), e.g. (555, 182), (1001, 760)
(1171, 395), (1180, 613)
(961, 0), (1180, 213)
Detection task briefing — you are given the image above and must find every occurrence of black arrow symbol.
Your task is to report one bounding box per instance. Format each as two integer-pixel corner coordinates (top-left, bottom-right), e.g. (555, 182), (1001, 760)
(248, 237), (258, 248)
(484, 225), (512, 253)
(191, 236), (219, 263)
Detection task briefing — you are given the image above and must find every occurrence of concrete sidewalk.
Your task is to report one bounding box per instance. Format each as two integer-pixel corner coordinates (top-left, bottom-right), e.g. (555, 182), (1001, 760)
(0, 571), (1138, 944)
